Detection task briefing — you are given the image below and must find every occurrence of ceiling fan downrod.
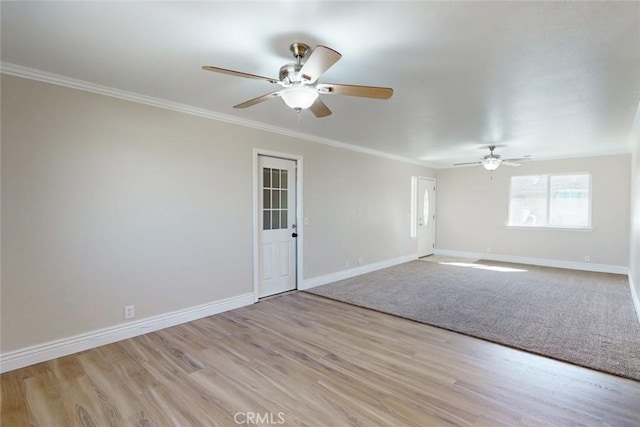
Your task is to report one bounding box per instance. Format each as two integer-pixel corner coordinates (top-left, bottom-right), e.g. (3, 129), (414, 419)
(289, 42), (310, 63)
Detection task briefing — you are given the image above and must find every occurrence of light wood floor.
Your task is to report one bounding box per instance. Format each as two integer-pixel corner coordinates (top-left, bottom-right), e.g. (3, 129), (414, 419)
(2, 292), (640, 426)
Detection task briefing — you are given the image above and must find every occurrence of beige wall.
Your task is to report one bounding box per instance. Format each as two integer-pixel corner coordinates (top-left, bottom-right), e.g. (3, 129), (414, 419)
(1, 75), (433, 352)
(631, 124), (640, 303)
(436, 155), (631, 267)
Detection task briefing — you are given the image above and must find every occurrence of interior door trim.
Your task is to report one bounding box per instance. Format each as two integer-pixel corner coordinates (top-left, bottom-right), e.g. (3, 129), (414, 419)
(252, 149), (304, 302)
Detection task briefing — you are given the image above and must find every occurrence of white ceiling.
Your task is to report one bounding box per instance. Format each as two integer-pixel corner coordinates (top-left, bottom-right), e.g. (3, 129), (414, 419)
(2, 1), (639, 167)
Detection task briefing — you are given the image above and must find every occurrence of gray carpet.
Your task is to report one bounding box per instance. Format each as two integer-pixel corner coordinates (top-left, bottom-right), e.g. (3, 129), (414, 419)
(306, 259), (640, 381)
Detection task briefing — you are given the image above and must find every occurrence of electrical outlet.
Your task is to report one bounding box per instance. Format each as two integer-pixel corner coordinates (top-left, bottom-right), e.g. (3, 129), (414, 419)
(486, 247), (491, 253)
(124, 305), (135, 320)
(345, 260), (350, 268)
(584, 256), (591, 262)
(358, 257), (363, 266)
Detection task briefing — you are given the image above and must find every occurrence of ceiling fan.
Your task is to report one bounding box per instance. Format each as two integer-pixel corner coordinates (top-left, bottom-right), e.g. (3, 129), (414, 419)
(453, 146), (532, 170)
(202, 42), (393, 118)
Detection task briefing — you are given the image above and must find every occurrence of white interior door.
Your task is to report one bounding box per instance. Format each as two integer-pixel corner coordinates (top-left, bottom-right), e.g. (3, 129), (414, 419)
(418, 177), (436, 257)
(258, 156), (297, 298)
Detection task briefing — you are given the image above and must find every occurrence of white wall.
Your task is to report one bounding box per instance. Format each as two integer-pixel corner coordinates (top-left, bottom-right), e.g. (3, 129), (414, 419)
(0, 75), (433, 353)
(630, 119), (640, 311)
(436, 155), (631, 269)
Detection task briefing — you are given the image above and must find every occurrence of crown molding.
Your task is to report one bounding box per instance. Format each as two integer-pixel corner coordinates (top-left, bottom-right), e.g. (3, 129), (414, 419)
(0, 62), (429, 167)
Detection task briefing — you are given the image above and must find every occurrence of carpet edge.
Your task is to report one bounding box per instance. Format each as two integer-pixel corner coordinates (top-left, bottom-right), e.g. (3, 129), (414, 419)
(303, 291), (639, 383)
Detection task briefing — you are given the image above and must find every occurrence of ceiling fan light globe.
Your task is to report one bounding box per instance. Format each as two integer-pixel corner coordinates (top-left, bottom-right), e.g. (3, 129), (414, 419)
(280, 86), (318, 110)
(483, 158), (501, 171)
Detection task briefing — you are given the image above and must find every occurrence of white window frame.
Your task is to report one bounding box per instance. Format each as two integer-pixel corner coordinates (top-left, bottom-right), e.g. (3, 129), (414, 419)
(507, 172), (593, 231)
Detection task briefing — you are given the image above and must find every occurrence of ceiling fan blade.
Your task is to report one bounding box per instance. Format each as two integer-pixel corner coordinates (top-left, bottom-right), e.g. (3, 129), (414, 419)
(502, 161), (522, 167)
(453, 161), (482, 167)
(503, 157), (532, 163)
(233, 91), (281, 109)
(202, 66), (280, 85)
(309, 97), (332, 118)
(316, 83), (393, 99)
(298, 45), (342, 83)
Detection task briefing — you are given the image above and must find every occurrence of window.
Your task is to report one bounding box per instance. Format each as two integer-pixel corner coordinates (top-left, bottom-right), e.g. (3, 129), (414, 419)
(508, 174), (591, 228)
(263, 167), (288, 230)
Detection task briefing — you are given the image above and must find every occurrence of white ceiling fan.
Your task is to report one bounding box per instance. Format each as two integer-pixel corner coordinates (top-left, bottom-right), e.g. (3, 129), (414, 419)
(453, 146), (532, 170)
(202, 42), (393, 118)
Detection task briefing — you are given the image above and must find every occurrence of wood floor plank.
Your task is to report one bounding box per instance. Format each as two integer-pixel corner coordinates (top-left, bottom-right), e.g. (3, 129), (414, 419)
(2, 291), (640, 426)
(76, 348), (138, 422)
(23, 371), (71, 426)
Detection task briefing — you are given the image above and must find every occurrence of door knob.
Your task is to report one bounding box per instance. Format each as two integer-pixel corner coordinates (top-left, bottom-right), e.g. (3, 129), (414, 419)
(292, 232), (298, 238)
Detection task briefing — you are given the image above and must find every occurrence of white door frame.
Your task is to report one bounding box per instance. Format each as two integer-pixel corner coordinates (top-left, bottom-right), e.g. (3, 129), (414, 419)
(417, 176), (436, 257)
(253, 149), (304, 302)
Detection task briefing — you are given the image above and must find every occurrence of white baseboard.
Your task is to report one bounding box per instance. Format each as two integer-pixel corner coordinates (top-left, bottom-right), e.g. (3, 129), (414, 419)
(433, 249), (628, 275)
(0, 293), (254, 374)
(629, 271), (640, 326)
(300, 254), (417, 290)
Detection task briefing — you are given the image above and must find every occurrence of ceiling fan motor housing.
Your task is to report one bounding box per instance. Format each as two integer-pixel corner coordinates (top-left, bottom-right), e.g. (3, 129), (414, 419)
(279, 63), (303, 85)
(279, 43), (312, 85)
